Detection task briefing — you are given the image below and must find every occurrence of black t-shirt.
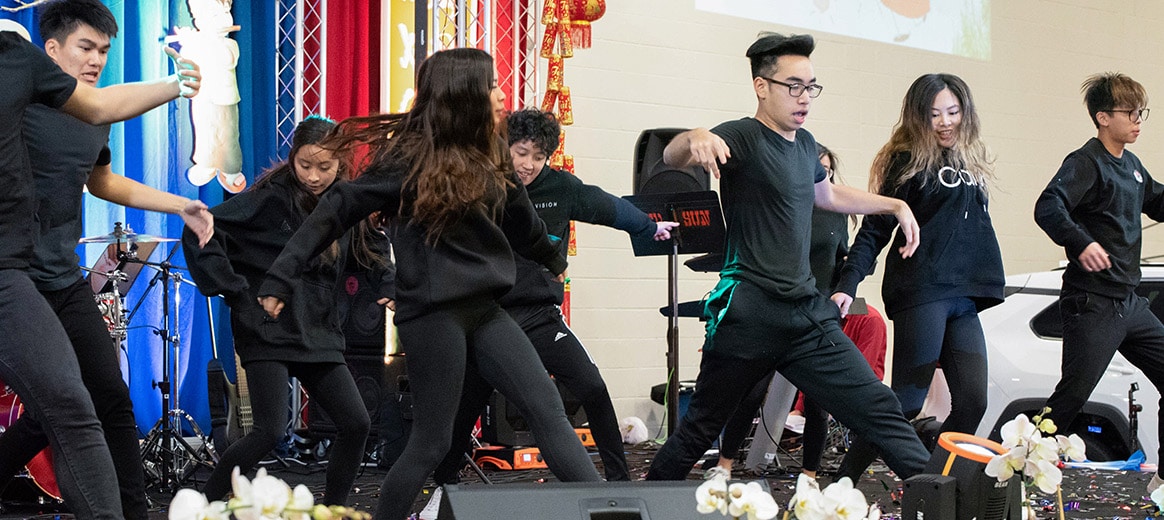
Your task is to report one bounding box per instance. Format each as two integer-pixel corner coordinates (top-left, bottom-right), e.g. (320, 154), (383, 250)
(1036, 137), (1164, 298)
(713, 118), (827, 300)
(0, 33), (78, 270)
(25, 103), (112, 291)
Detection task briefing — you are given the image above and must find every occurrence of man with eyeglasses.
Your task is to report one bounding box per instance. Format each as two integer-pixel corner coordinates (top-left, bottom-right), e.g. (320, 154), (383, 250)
(1035, 72), (1164, 494)
(646, 32), (930, 482)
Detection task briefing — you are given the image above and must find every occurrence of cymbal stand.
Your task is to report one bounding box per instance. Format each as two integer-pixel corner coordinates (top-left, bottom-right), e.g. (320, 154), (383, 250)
(135, 250), (217, 494)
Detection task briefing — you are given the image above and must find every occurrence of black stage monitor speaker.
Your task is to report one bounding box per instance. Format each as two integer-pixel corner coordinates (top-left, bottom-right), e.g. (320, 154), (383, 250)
(481, 379), (588, 447)
(633, 128), (710, 195)
(437, 481), (726, 519)
(901, 474), (956, 520)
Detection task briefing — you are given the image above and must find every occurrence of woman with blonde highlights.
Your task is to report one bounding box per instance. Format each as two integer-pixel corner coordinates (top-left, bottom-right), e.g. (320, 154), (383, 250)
(832, 73), (1005, 482)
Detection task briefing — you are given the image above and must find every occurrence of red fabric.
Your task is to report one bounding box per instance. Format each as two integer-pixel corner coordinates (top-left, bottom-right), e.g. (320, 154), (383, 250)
(325, 0), (380, 120)
(794, 305), (888, 413)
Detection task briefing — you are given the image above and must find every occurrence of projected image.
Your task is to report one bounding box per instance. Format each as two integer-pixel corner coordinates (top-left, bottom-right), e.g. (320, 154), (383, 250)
(696, 0), (991, 60)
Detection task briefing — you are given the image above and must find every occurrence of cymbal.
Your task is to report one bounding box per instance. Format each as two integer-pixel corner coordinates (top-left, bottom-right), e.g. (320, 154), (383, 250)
(79, 231), (178, 244)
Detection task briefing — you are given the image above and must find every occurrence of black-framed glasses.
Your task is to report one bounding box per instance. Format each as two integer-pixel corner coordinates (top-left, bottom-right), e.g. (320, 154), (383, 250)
(762, 77), (824, 98)
(1107, 107), (1150, 122)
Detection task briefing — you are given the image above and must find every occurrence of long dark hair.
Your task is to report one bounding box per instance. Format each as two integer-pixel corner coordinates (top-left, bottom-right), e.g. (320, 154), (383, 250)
(253, 115), (385, 269)
(325, 48), (511, 242)
(870, 73), (994, 196)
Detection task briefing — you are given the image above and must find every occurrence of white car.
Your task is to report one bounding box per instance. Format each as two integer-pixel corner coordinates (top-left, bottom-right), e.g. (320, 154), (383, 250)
(976, 268), (1161, 464)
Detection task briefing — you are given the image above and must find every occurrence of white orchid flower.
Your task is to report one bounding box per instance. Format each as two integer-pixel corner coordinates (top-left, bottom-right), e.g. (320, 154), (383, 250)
(250, 468), (293, 519)
(1056, 434), (1087, 461)
(695, 475), (729, 515)
(1036, 417), (1057, 435)
(169, 488), (228, 520)
(725, 481), (779, 520)
(229, 467), (258, 520)
(999, 414), (1037, 449)
(821, 477), (870, 520)
(1028, 458), (1063, 494)
(1028, 436), (1061, 466)
(984, 444), (1027, 481)
(1152, 485), (1164, 509)
(281, 484), (315, 520)
(792, 474), (827, 520)
(866, 503), (881, 520)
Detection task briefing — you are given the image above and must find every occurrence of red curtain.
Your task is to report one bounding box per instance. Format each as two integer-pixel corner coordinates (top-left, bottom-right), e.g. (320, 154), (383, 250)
(326, 0), (381, 120)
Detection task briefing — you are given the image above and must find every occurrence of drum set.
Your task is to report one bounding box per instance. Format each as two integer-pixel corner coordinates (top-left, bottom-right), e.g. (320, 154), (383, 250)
(0, 223), (217, 504)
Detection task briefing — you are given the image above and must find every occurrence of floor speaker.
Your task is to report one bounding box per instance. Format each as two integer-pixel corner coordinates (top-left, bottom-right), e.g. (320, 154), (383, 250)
(437, 481), (715, 520)
(633, 128), (710, 195)
(481, 378), (588, 447)
(307, 353), (388, 441)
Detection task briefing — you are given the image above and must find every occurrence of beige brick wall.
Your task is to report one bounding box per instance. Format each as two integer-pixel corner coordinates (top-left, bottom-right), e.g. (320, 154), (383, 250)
(554, 1), (1164, 435)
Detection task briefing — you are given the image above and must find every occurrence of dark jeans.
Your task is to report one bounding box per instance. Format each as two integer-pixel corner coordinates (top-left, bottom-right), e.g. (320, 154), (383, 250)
(1045, 289), (1164, 466)
(0, 278), (147, 519)
(374, 300), (600, 520)
(432, 304), (628, 483)
(719, 370), (831, 473)
(202, 360), (370, 505)
(0, 269), (121, 519)
(838, 297), (987, 481)
(647, 280), (928, 481)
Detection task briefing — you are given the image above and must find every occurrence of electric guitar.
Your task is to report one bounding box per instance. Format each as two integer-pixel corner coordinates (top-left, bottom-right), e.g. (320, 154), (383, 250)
(224, 352), (253, 445)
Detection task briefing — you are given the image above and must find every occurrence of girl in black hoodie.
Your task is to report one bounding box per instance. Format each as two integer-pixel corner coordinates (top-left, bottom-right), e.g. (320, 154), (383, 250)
(258, 48), (600, 519)
(832, 73), (1005, 481)
(182, 116), (392, 504)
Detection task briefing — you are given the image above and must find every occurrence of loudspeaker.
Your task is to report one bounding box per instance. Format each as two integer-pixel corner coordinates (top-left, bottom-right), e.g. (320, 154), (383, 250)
(922, 432), (1020, 520)
(307, 353), (388, 442)
(337, 270), (388, 350)
(633, 128), (711, 195)
(481, 379), (588, 447)
(901, 474), (957, 520)
(437, 481), (717, 519)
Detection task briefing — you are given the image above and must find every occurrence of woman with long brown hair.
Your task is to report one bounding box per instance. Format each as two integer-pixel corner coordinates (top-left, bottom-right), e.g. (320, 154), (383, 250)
(182, 115), (390, 505)
(257, 48), (600, 519)
(832, 73), (1004, 482)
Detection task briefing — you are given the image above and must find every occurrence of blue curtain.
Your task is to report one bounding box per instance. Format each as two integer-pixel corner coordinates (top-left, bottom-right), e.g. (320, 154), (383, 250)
(1, 1), (277, 434)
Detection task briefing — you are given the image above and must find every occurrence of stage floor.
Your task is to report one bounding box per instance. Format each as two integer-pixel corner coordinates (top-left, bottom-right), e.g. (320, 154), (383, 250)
(0, 439), (1159, 519)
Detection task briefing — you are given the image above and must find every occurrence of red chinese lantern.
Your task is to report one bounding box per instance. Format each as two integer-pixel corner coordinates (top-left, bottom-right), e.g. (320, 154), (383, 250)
(569, 0), (605, 49)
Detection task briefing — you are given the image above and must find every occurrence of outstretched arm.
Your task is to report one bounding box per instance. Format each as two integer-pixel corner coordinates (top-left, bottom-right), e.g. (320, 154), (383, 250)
(816, 182), (918, 258)
(662, 128), (731, 178)
(86, 163), (213, 247)
(1035, 156), (1105, 271)
(58, 47), (201, 125)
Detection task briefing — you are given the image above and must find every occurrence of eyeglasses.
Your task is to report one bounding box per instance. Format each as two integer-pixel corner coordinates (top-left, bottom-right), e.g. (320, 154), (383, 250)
(762, 77), (824, 98)
(1107, 107), (1150, 122)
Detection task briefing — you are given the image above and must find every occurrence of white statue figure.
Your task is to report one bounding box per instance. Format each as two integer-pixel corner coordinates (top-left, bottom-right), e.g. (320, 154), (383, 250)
(176, 0), (244, 193)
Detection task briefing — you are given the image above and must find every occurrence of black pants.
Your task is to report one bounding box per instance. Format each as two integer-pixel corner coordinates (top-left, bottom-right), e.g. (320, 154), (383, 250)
(718, 371), (831, 473)
(647, 280), (928, 481)
(1045, 289), (1164, 466)
(838, 297), (987, 481)
(202, 360), (370, 505)
(0, 277), (146, 519)
(374, 300), (599, 520)
(432, 304), (628, 482)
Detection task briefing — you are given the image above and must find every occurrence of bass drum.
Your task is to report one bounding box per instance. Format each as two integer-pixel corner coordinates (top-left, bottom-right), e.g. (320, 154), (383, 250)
(0, 381), (63, 502)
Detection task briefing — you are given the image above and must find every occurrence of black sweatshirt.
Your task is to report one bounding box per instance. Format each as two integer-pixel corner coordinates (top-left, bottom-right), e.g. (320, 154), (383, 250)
(835, 152), (1004, 318)
(259, 165), (566, 324)
(499, 165), (657, 307)
(182, 174), (393, 364)
(1035, 137), (1164, 299)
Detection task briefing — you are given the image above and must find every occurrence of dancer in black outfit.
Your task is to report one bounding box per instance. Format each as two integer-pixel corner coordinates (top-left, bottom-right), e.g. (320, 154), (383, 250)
(428, 109), (678, 487)
(833, 74), (1004, 482)
(0, 5), (213, 518)
(257, 49), (601, 520)
(1033, 73), (1164, 494)
(645, 32), (930, 482)
(183, 116), (389, 505)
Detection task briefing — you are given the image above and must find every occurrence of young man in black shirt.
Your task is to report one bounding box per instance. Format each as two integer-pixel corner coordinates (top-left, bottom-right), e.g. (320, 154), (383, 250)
(0, 4), (212, 518)
(1034, 73), (1164, 493)
(425, 109), (676, 496)
(645, 32), (931, 482)
(0, 21), (200, 519)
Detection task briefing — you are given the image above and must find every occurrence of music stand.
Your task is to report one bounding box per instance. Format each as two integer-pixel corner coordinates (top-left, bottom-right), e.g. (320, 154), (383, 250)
(624, 190), (725, 436)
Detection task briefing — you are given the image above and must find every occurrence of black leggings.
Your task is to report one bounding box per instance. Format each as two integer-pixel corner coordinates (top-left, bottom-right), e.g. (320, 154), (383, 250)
(375, 300), (599, 520)
(202, 360), (370, 504)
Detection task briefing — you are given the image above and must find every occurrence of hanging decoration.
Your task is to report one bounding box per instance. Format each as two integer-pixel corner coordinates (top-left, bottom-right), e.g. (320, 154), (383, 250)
(537, 0), (603, 323)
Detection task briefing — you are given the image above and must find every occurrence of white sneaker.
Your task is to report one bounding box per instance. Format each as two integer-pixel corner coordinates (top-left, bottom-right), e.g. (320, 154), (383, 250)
(1148, 473), (1164, 495)
(418, 487), (443, 520)
(703, 465), (731, 481)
